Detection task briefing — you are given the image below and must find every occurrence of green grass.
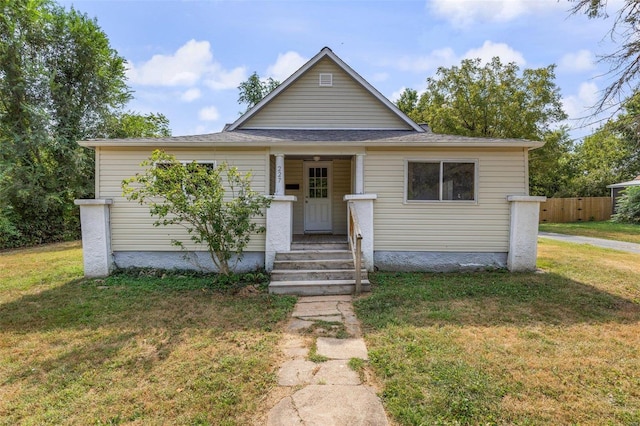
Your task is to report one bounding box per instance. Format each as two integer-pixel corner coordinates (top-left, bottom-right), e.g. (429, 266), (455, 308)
(539, 220), (640, 244)
(0, 242), (296, 425)
(355, 239), (640, 425)
(303, 319), (351, 339)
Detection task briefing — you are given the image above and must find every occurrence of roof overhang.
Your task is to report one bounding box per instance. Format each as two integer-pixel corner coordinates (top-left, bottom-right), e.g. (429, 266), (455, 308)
(606, 180), (640, 188)
(79, 138), (544, 150)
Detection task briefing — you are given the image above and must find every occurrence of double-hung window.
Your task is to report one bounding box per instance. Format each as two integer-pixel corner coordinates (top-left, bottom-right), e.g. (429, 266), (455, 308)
(155, 160), (217, 196)
(406, 160), (476, 202)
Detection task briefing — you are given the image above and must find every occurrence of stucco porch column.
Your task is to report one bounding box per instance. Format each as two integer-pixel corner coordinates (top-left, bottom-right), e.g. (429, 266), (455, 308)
(507, 195), (546, 272)
(344, 194), (377, 271)
(265, 195), (297, 271)
(74, 198), (114, 277)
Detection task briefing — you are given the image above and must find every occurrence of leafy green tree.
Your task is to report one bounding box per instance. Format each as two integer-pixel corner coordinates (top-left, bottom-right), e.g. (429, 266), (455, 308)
(122, 150), (271, 275)
(395, 88), (420, 120)
(396, 57), (569, 197)
(397, 57), (567, 140)
(237, 72), (280, 112)
(612, 186), (640, 224)
(100, 112), (171, 139)
(568, 125), (635, 196)
(529, 127), (575, 197)
(563, 91), (640, 196)
(0, 0), (167, 248)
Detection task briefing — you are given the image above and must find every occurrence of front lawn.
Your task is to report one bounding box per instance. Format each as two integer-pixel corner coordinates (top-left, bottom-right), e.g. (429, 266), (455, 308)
(355, 239), (640, 425)
(539, 221), (640, 244)
(0, 242), (296, 425)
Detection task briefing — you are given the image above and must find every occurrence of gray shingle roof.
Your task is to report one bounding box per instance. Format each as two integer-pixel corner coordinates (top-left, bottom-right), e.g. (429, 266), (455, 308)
(81, 129), (542, 148)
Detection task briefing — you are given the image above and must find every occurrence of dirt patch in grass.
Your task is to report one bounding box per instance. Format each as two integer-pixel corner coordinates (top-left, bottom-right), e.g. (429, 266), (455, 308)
(303, 319), (351, 339)
(356, 240), (640, 425)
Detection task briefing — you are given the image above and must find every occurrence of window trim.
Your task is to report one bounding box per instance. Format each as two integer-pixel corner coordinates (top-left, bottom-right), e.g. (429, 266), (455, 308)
(155, 160), (217, 168)
(404, 159), (478, 204)
(153, 160), (217, 195)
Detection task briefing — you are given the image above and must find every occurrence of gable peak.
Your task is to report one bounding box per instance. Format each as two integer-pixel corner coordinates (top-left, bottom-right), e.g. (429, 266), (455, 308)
(226, 47), (423, 132)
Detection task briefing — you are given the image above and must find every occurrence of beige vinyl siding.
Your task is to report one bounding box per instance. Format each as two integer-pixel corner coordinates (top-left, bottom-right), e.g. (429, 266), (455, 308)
(99, 147), (269, 252)
(332, 159), (350, 234)
(366, 148), (528, 252)
(243, 58), (411, 130)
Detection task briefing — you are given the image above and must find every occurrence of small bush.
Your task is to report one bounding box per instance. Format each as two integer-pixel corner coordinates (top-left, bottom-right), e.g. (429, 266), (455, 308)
(612, 186), (640, 224)
(0, 212), (21, 249)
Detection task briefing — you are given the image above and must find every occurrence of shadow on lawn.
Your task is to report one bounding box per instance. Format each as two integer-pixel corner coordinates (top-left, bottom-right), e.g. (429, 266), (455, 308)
(0, 276), (295, 387)
(0, 276), (293, 334)
(355, 271), (640, 329)
(0, 277), (295, 421)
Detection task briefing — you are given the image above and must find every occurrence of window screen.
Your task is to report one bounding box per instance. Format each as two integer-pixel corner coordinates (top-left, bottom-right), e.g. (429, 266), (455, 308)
(407, 161), (475, 201)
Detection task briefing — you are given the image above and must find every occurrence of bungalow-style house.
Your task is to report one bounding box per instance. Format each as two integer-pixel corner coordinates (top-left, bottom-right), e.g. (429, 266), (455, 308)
(607, 175), (640, 214)
(75, 47), (545, 294)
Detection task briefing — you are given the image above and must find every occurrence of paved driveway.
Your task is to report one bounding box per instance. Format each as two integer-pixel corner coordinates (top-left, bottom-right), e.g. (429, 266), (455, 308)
(539, 232), (640, 254)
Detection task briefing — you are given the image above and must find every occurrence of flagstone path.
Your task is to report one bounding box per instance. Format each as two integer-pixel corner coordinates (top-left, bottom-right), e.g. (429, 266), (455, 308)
(266, 295), (389, 426)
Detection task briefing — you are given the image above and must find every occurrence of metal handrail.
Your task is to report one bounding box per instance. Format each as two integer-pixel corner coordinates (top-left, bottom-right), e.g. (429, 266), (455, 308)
(347, 202), (363, 295)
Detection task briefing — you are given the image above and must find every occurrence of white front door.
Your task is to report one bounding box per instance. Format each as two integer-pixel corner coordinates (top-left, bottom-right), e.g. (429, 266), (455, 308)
(304, 161), (332, 232)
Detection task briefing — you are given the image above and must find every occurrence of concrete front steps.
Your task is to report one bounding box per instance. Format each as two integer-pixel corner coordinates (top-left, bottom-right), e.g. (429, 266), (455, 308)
(269, 243), (370, 296)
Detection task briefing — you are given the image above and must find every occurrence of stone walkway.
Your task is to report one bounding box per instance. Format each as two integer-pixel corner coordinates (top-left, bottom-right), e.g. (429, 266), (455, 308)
(266, 295), (388, 426)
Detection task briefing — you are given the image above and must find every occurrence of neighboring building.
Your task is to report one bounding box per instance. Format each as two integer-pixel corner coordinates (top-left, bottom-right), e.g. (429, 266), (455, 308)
(75, 47), (545, 288)
(607, 175), (640, 213)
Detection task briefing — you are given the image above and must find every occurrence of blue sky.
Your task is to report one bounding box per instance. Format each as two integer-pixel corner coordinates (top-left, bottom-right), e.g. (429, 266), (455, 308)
(61, 0), (622, 139)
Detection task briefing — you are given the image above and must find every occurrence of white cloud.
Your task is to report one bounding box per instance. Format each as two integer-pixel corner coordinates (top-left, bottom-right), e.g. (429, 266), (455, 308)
(266, 51), (308, 82)
(395, 47), (457, 73)
(198, 106), (220, 121)
(203, 66), (247, 90)
(562, 82), (600, 120)
(558, 50), (596, 73)
(391, 42), (523, 74)
(463, 41), (526, 66)
(126, 39), (246, 90)
(429, 0), (565, 27)
(181, 88), (201, 102)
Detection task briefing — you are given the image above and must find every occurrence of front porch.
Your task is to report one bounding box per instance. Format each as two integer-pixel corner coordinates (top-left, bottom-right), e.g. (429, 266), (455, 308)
(268, 235), (370, 296)
(292, 234), (347, 244)
(266, 152), (375, 295)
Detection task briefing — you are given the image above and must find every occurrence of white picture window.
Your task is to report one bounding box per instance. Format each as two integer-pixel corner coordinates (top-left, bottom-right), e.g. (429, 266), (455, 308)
(406, 160), (476, 202)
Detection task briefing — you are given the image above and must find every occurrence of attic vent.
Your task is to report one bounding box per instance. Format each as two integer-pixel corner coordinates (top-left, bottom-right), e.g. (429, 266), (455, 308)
(319, 73), (333, 87)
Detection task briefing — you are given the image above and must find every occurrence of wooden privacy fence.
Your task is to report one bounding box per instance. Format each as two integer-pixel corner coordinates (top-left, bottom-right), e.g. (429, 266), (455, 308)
(539, 197), (612, 223)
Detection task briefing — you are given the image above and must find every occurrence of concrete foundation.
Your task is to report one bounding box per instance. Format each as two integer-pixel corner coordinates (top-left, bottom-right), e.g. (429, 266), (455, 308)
(374, 251), (507, 272)
(113, 251), (264, 273)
